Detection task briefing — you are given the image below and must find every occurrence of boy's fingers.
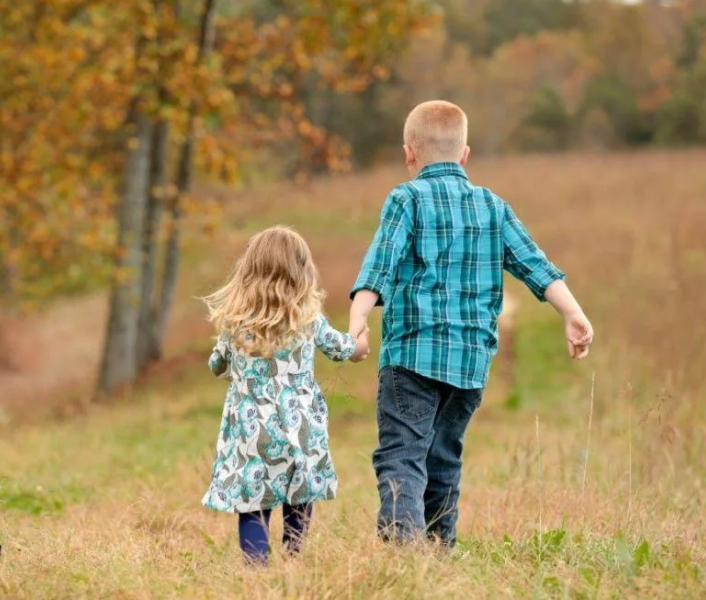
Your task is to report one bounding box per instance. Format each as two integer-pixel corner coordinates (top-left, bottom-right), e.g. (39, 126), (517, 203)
(569, 342), (590, 360)
(581, 323), (593, 342)
(350, 322), (368, 337)
(570, 330), (593, 346)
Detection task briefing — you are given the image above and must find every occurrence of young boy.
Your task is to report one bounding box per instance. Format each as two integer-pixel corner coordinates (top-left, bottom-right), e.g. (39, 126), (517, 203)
(349, 100), (593, 547)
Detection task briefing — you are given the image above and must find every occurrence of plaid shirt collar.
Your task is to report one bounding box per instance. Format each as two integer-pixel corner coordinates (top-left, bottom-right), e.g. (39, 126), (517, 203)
(415, 162), (469, 181)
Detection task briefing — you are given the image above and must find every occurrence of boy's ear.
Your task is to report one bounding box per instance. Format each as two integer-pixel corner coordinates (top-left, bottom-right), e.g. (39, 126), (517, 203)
(459, 146), (470, 166)
(403, 144), (416, 168)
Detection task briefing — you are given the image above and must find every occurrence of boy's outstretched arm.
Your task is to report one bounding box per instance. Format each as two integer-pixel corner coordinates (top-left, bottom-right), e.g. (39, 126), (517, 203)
(501, 199), (593, 360)
(544, 280), (594, 360)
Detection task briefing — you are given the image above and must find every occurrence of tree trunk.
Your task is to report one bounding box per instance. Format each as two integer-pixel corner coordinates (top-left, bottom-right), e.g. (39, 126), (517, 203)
(0, 212), (20, 299)
(150, 0), (218, 360)
(151, 134), (190, 360)
(97, 111), (153, 395)
(137, 119), (169, 368)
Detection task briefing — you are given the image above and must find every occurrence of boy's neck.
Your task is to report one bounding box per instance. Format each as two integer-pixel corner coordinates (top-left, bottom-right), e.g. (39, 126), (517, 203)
(410, 159), (462, 177)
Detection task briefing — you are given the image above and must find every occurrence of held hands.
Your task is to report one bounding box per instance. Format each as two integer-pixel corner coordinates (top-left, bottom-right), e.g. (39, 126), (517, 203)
(349, 313), (368, 341)
(350, 323), (370, 363)
(565, 312), (594, 360)
(348, 290), (379, 363)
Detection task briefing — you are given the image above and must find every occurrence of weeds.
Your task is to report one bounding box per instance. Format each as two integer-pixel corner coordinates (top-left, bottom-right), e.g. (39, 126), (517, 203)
(1, 150), (706, 598)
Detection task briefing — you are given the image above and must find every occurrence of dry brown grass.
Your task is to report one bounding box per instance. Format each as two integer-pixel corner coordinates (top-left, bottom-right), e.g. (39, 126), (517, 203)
(2, 149), (706, 598)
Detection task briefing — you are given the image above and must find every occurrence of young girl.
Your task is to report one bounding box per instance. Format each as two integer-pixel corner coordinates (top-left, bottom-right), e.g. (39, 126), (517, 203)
(201, 226), (369, 563)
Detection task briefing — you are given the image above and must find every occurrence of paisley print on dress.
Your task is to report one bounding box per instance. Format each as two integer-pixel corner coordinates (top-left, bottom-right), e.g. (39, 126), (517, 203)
(202, 314), (356, 513)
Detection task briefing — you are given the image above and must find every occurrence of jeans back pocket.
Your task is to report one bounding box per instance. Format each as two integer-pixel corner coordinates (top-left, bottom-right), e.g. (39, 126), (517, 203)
(390, 366), (438, 420)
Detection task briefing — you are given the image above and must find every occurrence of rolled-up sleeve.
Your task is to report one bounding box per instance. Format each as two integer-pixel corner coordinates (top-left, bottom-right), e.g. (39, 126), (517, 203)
(351, 191), (414, 306)
(501, 201), (565, 301)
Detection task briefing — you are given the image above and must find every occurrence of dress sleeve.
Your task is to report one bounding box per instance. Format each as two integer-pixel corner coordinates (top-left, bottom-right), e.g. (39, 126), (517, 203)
(208, 332), (233, 379)
(313, 314), (357, 362)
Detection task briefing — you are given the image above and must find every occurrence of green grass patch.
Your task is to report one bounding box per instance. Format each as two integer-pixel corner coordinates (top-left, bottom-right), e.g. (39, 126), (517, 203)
(505, 296), (590, 415)
(513, 315), (572, 403)
(327, 392), (375, 420)
(0, 476), (90, 516)
(457, 529), (703, 598)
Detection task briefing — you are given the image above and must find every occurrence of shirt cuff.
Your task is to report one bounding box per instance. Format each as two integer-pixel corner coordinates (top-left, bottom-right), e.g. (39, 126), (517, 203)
(526, 264), (566, 301)
(350, 272), (387, 306)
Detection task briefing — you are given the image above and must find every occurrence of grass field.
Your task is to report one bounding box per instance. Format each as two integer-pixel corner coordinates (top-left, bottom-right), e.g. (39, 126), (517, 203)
(1, 150), (705, 599)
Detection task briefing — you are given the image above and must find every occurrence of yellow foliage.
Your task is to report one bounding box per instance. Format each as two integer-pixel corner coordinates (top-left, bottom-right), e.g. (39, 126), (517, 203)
(0, 0), (429, 300)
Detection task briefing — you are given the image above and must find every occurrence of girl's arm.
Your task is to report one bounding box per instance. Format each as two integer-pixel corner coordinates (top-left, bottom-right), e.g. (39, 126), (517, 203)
(208, 332), (233, 379)
(314, 314), (369, 363)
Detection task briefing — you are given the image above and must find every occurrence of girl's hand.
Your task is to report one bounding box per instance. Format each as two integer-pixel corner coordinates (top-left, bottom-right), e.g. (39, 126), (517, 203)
(350, 327), (370, 363)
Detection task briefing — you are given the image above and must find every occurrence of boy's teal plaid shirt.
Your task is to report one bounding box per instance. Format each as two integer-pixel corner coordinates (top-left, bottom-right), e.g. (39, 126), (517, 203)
(351, 162), (565, 390)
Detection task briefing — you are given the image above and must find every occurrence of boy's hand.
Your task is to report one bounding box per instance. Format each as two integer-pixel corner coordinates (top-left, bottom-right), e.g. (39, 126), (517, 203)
(544, 281), (594, 360)
(350, 327), (370, 363)
(349, 289), (378, 362)
(565, 312), (594, 360)
(349, 289), (378, 339)
(349, 314), (368, 340)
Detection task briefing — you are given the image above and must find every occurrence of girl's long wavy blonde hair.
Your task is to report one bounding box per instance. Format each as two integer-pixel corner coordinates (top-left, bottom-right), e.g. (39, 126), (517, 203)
(202, 226), (324, 357)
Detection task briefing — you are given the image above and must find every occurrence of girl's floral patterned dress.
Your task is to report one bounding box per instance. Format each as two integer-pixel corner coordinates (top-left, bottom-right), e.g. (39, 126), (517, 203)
(202, 314), (356, 513)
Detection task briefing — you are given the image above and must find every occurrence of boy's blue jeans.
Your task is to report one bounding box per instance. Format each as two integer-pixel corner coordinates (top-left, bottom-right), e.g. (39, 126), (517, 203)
(373, 366), (483, 547)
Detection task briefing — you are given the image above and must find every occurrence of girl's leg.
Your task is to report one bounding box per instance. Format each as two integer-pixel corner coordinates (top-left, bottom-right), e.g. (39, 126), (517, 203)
(238, 510), (272, 564)
(282, 503), (313, 554)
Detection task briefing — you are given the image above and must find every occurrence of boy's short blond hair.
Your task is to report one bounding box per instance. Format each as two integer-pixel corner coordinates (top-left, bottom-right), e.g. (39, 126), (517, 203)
(403, 101), (468, 165)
